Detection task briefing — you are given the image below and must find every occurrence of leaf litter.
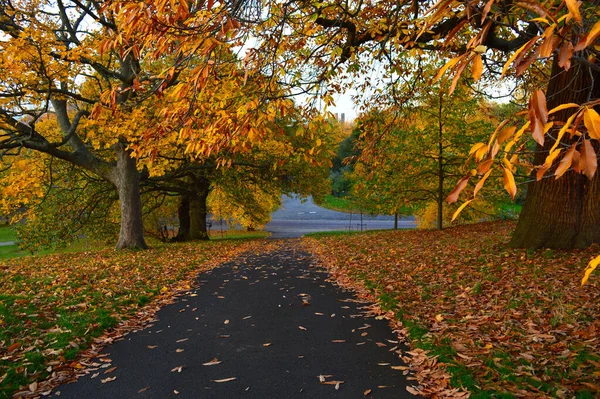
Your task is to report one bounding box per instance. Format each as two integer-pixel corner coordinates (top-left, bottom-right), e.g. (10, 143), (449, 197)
(303, 221), (600, 398)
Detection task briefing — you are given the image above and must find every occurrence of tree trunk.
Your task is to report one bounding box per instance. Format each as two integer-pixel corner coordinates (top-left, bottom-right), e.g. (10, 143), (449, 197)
(172, 195), (191, 242)
(437, 91), (444, 230)
(510, 58), (600, 249)
(189, 177), (210, 240)
(394, 211), (398, 230)
(112, 143), (148, 250)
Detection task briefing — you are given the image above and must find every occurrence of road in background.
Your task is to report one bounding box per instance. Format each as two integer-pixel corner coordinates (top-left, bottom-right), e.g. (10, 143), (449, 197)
(265, 195), (415, 238)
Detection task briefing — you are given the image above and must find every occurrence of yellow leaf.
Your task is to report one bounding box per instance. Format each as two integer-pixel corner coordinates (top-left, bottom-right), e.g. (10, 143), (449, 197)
(502, 166), (517, 200)
(434, 57), (460, 82)
(550, 111), (578, 153)
(160, 286), (168, 293)
(585, 19), (600, 47)
(548, 103), (580, 115)
(582, 255), (600, 285)
(452, 200), (473, 222)
(583, 108), (600, 140)
(536, 148), (562, 181)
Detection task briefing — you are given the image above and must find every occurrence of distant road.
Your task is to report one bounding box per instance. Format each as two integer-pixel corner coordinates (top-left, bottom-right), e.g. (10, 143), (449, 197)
(265, 195), (415, 238)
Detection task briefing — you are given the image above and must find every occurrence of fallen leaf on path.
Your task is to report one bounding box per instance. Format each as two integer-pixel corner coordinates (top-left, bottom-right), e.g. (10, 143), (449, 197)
(212, 377), (236, 383)
(147, 345), (157, 349)
(332, 340), (346, 343)
(101, 376), (116, 383)
(391, 365), (409, 370)
(406, 386), (420, 395)
(176, 338), (188, 343)
(171, 366), (184, 373)
(176, 349), (184, 353)
(138, 387), (150, 393)
(364, 389), (372, 396)
(263, 343), (272, 347)
(298, 326), (307, 331)
(104, 367), (117, 374)
(224, 320), (230, 324)
(28, 382), (37, 392)
(203, 359), (222, 366)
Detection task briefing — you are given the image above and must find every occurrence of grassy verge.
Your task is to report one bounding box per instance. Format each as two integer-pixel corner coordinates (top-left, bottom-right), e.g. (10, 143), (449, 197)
(315, 194), (358, 212)
(0, 226), (15, 243)
(0, 238), (263, 397)
(316, 194), (413, 216)
(303, 221), (599, 398)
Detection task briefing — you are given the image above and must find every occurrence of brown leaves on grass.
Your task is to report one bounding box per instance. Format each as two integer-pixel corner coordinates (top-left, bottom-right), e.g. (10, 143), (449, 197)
(0, 239), (266, 397)
(303, 221), (600, 397)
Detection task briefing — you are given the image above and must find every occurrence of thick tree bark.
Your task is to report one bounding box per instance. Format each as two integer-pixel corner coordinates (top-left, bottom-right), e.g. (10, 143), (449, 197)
(510, 58), (600, 249)
(172, 195), (191, 242)
(437, 92), (444, 231)
(188, 177), (210, 240)
(112, 143), (148, 250)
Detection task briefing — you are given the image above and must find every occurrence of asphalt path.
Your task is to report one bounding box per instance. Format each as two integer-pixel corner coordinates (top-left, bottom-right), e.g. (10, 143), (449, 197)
(51, 242), (416, 398)
(265, 196), (415, 238)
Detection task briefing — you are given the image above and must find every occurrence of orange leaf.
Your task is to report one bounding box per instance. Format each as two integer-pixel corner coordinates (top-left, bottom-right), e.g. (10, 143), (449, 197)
(446, 175), (471, 204)
(481, 0), (495, 22)
(530, 116), (545, 146)
(502, 167), (517, 200)
(558, 41), (573, 71)
(555, 144), (577, 179)
(472, 54), (483, 81)
(580, 139), (597, 179)
(531, 90), (548, 124)
(565, 0), (582, 24)
(474, 169), (493, 197)
(477, 158), (494, 175)
(502, 36), (539, 77)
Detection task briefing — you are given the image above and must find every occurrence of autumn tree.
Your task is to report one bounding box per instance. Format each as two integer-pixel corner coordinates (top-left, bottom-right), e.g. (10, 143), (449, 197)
(0, 0), (153, 249)
(69, 0), (600, 250)
(351, 80), (495, 229)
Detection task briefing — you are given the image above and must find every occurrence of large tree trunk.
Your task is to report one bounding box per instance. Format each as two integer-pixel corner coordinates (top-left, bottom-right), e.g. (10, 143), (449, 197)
(188, 177), (210, 240)
(172, 195), (191, 242)
(112, 143), (148, 250)
(510, 58), (600, 249)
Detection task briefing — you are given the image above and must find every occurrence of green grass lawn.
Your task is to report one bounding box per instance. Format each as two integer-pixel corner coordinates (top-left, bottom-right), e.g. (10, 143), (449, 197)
(0, 226), (16, 242)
